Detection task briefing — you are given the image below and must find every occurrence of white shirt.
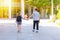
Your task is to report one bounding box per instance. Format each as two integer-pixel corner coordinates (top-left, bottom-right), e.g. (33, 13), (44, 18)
(33, 11), (40, 21)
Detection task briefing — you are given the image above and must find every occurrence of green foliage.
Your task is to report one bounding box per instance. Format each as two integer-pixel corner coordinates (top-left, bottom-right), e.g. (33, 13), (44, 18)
(54, 0), (60, 5)
(57, 8), (60, 19)
(25, 0), (60, 7)
(25, 0), (60, 19)
(25, 0), (51, 8)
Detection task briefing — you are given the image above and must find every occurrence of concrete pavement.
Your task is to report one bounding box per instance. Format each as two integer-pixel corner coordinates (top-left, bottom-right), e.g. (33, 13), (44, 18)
(0, 19), (60, 40)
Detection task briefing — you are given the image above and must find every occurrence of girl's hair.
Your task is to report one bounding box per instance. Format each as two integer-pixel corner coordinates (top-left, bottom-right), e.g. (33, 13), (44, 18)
(17, 11), (20, 15)
(18, 13), (20, 15)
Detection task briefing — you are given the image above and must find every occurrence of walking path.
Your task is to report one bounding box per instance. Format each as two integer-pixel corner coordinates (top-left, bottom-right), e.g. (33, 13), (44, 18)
(0, 19), (60, 40)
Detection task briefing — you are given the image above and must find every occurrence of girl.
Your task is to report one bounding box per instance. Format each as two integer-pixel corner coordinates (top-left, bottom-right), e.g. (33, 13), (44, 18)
(16, 11), (28, 32)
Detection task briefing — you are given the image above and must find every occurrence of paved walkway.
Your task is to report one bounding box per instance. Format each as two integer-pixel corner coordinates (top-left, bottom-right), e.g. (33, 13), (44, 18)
(0, 19), (60, 40)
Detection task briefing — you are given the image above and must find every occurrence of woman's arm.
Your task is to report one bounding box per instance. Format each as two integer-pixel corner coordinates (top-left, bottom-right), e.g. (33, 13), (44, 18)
(29, 14), (33, 19)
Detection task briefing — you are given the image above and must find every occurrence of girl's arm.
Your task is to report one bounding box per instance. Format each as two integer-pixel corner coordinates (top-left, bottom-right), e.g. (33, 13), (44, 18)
(22, 16), (28, 20)
(16, 17), (17, 22)
(22, 17), (25, 19)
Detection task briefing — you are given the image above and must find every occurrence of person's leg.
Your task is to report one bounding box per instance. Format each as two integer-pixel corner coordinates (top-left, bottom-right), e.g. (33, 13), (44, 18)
(17, 25), (21, 32)
(36, 21), (39, 33)
(17, 22), (21, 32)
(33, 21), (36, 32)
(37, 21), (39, 30)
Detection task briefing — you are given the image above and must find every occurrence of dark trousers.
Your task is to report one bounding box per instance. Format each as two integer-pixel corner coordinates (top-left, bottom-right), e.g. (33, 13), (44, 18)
(33, 21), (39, 30)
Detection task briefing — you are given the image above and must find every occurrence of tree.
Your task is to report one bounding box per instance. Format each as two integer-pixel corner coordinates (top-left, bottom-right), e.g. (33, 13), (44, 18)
(25, 0), (60, 19)
(53, 0), (60, 19)
(26, 0), (51, 7)
(57, 8), (60, 19)
(25, 0), (51, 8)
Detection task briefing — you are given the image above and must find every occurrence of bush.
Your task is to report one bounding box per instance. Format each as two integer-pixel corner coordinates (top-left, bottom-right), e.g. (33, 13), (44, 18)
(52, 14), (56, 22)
(57, 8), (60, 20)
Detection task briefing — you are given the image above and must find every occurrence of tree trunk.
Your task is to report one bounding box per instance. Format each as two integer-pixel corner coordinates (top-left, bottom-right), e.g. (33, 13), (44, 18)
(28, 6), (31, 17)
(51, 0), (53, 15)
(56, 5), (59, 11)
(45, 8), (48, 19)
(50, 0), (54, 20)
(41, 8), (44, 19)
